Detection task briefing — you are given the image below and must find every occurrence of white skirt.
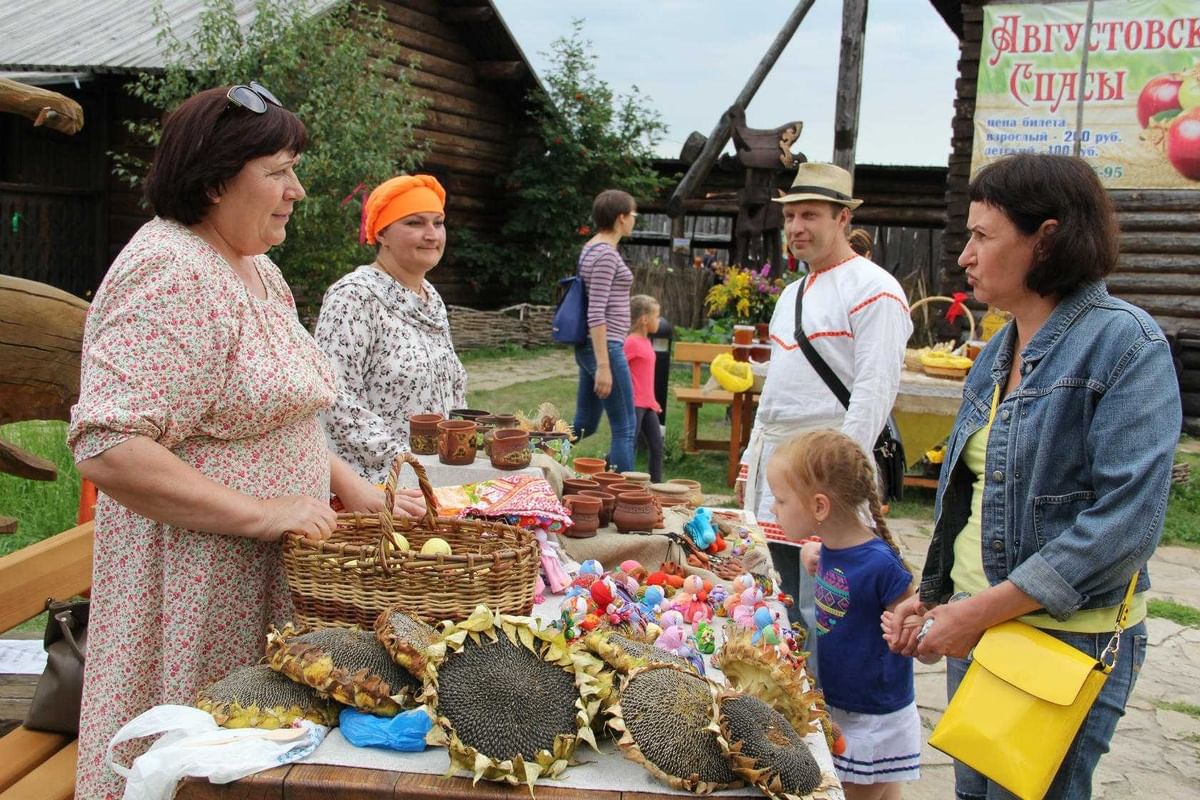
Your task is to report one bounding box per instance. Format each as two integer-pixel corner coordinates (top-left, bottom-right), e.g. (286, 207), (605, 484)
(829, 701), (921, 785)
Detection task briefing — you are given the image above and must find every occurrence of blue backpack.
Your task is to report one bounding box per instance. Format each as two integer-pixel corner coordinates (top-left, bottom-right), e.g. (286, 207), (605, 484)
(551, 245), (596, 345)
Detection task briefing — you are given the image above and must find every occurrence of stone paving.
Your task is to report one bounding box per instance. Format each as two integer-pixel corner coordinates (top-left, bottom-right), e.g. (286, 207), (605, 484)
(891, 518), (1200, 799)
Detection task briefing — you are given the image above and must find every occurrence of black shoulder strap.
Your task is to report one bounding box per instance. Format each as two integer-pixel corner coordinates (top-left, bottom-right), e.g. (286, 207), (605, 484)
(794, 275), (851, 409)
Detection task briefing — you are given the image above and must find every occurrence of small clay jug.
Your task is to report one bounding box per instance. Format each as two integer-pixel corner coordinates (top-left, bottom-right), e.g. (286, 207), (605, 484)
(489, 428), (531, 470)
(437, 419), (477, 465)
(562, 478), (601, 496)
(408, 413), (443, 456)
(573, 456), (607, 476)
(579, 489), (615, 527)
(593, 471), (625, 490)
(612, 490), (658, 533)
(563, 495), (601, 538)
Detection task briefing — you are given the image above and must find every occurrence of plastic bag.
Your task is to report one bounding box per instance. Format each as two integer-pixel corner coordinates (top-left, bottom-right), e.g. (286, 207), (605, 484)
(106, 705), (327, 800)
(710, 353), (754, 393)
(339, 706), (433, 751)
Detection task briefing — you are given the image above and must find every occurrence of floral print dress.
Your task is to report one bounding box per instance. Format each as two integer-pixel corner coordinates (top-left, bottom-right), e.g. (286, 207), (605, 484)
(68, 218), (337, 800)
(315, 265), (466, 484)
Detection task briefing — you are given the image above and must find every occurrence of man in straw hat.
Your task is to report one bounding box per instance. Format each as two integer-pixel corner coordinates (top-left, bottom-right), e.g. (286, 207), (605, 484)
(736, 163), (912, 646)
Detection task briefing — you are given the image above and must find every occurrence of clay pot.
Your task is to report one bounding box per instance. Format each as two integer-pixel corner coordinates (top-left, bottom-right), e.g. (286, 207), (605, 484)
(562, 478), (601, 496)
(563, 495), (601, 538)
(607, 481), (644, 496)
(489, 428), (531, 470)
(649, 482), (691, 502)
(667, 478), (703, 507)
(658, 497), (690, 510)
(437, 419), (477, 465)
(593, 471), (625, 490)
(621, 471), (651, 486)
(573, 456), (606, 476)
(409, 413), (443, 456)
(477, 414), (520, 452)
(612, 490), (658, 533)
(579, 489), (615, 527)
(449, 408), (490, 422)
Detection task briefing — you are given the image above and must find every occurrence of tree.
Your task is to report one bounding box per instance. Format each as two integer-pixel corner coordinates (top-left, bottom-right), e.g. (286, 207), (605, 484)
(112, 0), (428, 317)
(459, 19), (669, 301)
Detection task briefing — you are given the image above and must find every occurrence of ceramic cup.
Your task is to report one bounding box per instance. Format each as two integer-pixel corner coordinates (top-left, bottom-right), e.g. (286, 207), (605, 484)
(578, 489), (615, 527)
(562, 478), (601, 496)
(437, 419), (477, 466)
(573, 456), (607, 476)
(408, 413), (443, 456)
(489, 428), (531, 470)
(563, 495), (601, 538)
(612, 490), (658, 533)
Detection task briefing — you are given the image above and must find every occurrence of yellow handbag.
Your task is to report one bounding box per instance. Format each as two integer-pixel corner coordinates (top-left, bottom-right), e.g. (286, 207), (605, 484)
(928, 572), (1139, 800)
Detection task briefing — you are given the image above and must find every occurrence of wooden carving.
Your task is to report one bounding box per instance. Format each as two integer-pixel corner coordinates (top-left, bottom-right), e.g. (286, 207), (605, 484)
(729, 106), (802, 169)
(0, 276), (89, 482)
(0, 77), (84, 136)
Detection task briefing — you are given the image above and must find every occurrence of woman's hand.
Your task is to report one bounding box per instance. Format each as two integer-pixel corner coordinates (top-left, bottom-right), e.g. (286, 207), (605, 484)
(392, 488), (428, 518)
(915, 599), (989, 660)
(255, 495), (337, 543)
(882, 593), (928, 655)
(594, 364), (613, 398)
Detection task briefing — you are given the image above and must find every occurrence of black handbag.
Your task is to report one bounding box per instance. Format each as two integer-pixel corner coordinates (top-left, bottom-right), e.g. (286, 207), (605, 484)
(24, 597), (88, 735)
(793, 275), (906, 501)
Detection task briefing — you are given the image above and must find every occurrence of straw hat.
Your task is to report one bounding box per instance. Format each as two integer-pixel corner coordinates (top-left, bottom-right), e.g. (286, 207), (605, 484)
(772, 162), (863, 210)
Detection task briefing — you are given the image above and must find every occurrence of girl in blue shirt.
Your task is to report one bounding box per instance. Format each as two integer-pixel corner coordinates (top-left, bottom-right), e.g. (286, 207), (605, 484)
(768, 429), (919, 799)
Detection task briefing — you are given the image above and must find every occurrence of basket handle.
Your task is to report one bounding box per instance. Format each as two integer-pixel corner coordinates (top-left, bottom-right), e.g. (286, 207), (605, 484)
(384, 452), (439, 527)
(909, 295), (978, 343)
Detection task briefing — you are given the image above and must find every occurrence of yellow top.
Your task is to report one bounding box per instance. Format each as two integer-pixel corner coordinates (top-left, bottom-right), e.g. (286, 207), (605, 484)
(951, 384), (1145, 633)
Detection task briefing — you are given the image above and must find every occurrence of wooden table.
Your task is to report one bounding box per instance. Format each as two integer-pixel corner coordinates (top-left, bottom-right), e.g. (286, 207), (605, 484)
(727, 390), (758, 486)
(892, 368), (964, 479)
(177, 764), (705, 798)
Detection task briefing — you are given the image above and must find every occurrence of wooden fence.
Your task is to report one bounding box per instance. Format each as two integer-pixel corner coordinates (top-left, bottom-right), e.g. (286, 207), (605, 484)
(629, 262), (717, 330)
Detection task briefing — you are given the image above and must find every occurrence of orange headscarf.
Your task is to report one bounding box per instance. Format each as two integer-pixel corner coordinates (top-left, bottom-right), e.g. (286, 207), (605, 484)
(363, 175), (446, 244)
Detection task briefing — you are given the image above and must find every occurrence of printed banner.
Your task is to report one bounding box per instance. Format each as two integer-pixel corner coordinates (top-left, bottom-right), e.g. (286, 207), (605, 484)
(972, 0), (1200, 188)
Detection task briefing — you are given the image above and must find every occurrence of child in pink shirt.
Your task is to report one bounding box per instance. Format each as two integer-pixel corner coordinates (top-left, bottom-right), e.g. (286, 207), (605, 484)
(624, 295), (664, 482)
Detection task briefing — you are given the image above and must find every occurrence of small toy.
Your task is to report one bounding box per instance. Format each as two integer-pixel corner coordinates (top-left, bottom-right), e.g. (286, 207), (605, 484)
(708, 584), (729, 616)
(683, 507), (716, 550)
(750, 606), (782, 646)
(732, 587), (765, 629)
(692, 621), (716, 655)
(638, 585), (665, 615)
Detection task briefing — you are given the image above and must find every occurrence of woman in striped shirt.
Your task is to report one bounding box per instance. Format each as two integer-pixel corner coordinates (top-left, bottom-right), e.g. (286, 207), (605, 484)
(571, 189), (638, 472)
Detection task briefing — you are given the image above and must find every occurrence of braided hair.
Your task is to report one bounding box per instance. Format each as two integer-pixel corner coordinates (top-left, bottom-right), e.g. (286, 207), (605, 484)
(770, 430), (910, 574)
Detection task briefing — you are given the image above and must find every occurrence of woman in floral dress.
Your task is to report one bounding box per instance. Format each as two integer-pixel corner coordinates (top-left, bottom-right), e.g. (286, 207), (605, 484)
(315, 175), (467, 483)
(68, 85), (420, 800)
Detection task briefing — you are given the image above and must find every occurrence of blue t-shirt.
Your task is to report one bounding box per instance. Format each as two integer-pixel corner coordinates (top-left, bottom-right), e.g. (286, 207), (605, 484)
(813, 538), (914, 714)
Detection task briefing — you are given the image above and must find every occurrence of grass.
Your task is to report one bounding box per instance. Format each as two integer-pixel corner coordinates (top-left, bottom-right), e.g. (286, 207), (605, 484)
(1162, 444), (1200, 547)
(1154, 700), (1200, 718)
(458, 343), (557, 366)
(0, 421), (80, 558)
(1147, 598), (1200, 628)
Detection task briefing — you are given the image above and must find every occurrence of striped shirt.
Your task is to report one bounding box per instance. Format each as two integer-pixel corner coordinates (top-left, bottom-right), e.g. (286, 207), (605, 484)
(579, 242), (633, 342)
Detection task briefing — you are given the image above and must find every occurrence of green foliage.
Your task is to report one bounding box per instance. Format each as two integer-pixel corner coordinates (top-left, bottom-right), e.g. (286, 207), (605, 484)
(0, 422), (80, 558)
(676, 320), (736, 344)
(1162, 448), (1200, 547)
(111, 0), (429, 316)
(1154, 700), (1200, 719)
(468, 19), (670, 301)
(1147, 598), (1200, 628)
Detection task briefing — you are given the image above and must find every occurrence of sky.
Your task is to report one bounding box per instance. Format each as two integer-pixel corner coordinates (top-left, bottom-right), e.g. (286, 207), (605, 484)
(490, 0), (960, 167)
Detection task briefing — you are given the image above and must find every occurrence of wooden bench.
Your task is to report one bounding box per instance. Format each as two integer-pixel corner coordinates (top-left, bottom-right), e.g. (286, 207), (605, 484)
(671, 342), (758, 485)
(0, 521), (93, 800)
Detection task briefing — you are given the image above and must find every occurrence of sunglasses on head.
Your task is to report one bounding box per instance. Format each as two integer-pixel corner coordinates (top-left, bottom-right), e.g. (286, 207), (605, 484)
(225, 81), (282, 114)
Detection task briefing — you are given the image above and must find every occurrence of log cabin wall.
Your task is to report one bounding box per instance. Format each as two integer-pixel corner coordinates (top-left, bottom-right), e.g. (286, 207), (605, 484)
(940, 0), (1200, 429)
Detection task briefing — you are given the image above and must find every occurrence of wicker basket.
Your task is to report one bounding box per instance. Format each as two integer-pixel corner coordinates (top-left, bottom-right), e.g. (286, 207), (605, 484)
(281, 454), (540, 628)
(906, 295), (979, 370)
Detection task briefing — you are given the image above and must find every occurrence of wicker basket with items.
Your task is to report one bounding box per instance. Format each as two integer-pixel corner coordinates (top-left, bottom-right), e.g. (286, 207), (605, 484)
(281, 453), (540, 628)
(905, 295), (979, 379)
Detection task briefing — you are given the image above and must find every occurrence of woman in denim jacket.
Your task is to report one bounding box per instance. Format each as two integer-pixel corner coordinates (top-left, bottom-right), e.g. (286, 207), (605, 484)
(884, 154), (1180, 799)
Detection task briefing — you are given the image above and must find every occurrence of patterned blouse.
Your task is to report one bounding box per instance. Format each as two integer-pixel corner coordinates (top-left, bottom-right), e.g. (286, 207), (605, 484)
(315, 264), (467, 483)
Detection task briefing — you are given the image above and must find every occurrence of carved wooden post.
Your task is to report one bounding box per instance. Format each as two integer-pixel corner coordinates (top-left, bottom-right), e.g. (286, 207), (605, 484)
(832, 0), (869, 176)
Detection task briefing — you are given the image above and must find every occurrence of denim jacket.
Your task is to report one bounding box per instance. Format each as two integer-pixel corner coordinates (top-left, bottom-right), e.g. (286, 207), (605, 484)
(921, 281), (1180, 620)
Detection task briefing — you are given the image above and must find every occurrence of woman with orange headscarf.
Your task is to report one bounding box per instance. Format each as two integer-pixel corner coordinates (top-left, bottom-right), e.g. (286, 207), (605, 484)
(315, 174), (467, 482)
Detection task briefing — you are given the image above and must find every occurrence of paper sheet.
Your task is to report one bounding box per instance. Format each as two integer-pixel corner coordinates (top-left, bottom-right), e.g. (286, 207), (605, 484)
(0, 638), (47, 675)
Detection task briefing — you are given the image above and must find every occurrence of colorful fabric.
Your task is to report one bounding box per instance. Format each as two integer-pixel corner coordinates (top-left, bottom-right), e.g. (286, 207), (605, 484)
(432, 475), (571, 529)
(363, 174), (445, 244)
(68, 217), (336, 800)
(315, 265), (466, 484)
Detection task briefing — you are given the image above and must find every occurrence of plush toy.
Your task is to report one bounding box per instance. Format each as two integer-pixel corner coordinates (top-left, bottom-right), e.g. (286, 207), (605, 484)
(683, 507), (716, 550)
(671, 575), (713, 624)
(692, 621), (716, 655)
(732, 587), (765, 629)
(533, 573), (546, 605)
(535, 530), (571, 594)
(750, 606), (782, 646)
(708, 584), (729, 616)
(638, 585), (665, 616)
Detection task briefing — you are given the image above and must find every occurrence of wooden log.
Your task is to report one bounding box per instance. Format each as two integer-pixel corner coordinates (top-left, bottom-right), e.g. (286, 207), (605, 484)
(1119, 232), (1200, 254)
(1117, 253), (1200, 273)
(0, 78), (83, 135)
(0, 438), (56, 481)
(476, 61), (527, 81)
(440, 5), (494, 23)
(832, 0), (869, 175)
(0, 276), (88, 427)
(0, 517), (15, 535)
(1106, 273), (1200, 296)
(1113, 190), (1200, 212)
(1183, 392), (1200, 418)
(1115, 211), (1200, 232)
(666, 0), (818, 216)
(1112, 294), (1200, 318)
